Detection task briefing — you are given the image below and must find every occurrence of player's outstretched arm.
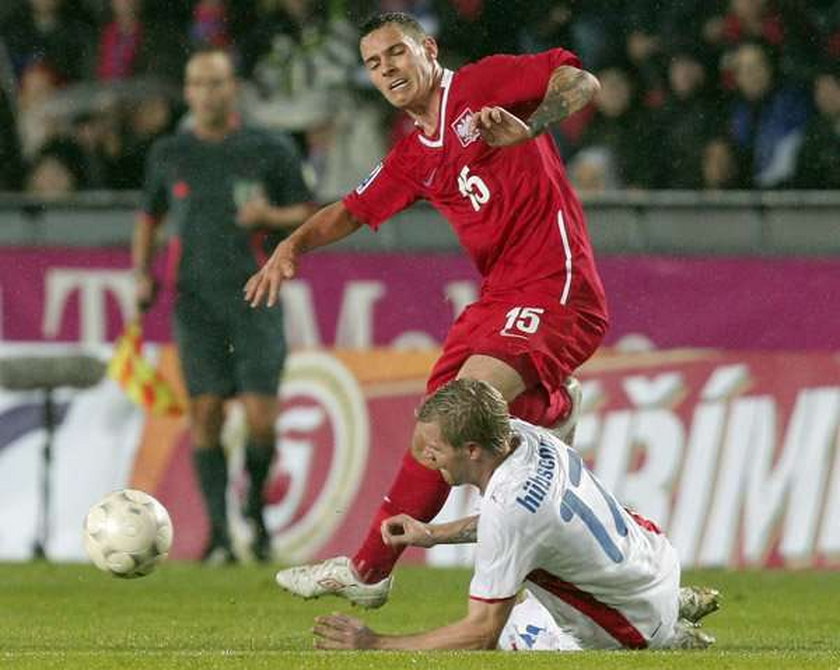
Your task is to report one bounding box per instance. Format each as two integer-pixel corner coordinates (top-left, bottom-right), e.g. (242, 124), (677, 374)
(244, 201), (362, 308)
(314, 597), (515, 650)
(381, 514), (479, 548)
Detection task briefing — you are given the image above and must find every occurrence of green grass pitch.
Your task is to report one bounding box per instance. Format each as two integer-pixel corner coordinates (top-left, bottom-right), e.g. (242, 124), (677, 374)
(1, 562), (839, 669)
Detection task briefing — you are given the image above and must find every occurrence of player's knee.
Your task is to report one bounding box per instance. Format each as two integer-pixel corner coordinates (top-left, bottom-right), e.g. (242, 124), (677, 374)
(189, 399), (224, 447)
(191, 422), (222, 448)
(457, 355), (526, 402)
(241, 394), (278, 444)
(247, 419), (275, 445)
(243, 408), (276, 444)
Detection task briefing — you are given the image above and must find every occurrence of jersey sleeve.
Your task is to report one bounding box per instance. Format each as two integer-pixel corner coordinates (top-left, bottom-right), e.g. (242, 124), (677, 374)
(140, 139), (170, 218)
(341, 150), (420, 230)
(472, 49), (582, 118)
(266, 133), (314, 206)
(469, 503), (540, 602)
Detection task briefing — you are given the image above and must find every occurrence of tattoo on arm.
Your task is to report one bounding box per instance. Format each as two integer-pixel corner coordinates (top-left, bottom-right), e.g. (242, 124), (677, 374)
(452, 517), (478, 544)
(527, 66), (599, 137)
(438, 515), (478, 544)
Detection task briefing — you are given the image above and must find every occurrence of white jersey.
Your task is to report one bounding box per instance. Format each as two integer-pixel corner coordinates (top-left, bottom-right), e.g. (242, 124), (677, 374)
(470, 419), (680, 649)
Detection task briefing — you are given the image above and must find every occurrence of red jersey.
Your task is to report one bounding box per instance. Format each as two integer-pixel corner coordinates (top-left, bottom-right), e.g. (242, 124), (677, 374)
(343, 49), (607, 322)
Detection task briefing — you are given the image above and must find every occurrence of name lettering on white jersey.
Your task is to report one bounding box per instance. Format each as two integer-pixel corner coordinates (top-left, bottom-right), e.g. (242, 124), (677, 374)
(451, 107), (480, 147)
(458, 165), (490, 211)
(516, 443), (558, 513)
(355, 161), (383, 194)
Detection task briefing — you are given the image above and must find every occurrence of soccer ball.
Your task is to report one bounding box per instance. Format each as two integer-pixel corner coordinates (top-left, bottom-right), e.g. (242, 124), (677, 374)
(83, 489), (173, 578)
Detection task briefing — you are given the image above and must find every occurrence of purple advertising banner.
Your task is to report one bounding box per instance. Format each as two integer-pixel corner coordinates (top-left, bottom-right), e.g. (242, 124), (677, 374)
(1, 248), (838, 350)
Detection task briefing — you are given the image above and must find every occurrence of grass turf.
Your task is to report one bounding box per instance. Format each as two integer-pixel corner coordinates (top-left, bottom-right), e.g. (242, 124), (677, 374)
(1, 562), (839, 669)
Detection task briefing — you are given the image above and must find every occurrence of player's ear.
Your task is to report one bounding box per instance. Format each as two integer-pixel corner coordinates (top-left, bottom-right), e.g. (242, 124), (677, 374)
(465, 442), (482, 461)
(422, 36), (438, 62)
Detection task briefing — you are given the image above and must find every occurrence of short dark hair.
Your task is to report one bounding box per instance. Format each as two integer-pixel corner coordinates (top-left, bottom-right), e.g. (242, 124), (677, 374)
(185, 46), (236, 78)
(188, 45), (235, 66)
(417, 379), (510, 455)
(359, 12), (426, 41)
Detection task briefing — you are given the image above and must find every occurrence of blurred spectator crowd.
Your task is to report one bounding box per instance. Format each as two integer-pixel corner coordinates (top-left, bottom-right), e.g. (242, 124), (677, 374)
(0, 0), (837, 201)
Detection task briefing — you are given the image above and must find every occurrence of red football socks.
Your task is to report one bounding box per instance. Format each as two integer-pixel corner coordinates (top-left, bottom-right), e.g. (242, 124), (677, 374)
(352, 450), (450, 584)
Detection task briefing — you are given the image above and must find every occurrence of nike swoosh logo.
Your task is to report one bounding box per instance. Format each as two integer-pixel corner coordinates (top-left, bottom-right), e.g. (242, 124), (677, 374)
(422, 168), (437, 187)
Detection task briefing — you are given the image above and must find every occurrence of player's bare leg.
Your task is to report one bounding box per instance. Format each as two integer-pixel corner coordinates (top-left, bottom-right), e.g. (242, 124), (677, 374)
(190, 395), (236, 565)
(455, 355), (526, 399)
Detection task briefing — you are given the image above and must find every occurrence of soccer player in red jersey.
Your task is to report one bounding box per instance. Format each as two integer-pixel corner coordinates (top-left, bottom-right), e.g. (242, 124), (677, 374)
(244, 11), (608, 607)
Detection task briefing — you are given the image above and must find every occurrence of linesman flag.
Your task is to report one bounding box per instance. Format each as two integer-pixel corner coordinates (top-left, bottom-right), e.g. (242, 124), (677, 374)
(108, 320), (184, 416)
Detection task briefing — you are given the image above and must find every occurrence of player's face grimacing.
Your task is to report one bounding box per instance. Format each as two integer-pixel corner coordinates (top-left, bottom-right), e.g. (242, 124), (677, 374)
(414, 420), (470, 486)
(360, 24), (439, 111)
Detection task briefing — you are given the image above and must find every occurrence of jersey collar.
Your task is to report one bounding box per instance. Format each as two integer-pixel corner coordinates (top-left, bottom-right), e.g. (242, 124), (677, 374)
(483, 422), (535, 499)
(417, 68), (454, 149)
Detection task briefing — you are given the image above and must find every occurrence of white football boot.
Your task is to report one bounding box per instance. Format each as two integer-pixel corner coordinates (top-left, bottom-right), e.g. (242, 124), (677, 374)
(550, 376), (582, 445)
(275, 556), (392, 609)
(679, 586), (721, 623)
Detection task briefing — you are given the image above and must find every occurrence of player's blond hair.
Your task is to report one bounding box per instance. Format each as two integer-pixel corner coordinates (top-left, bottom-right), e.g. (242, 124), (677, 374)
(417, 379), (510, 455)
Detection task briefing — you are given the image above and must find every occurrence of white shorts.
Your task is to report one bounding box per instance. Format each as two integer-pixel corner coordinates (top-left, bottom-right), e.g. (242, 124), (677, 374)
(498, 590), (583, 652)
(500, 551), (681, 651)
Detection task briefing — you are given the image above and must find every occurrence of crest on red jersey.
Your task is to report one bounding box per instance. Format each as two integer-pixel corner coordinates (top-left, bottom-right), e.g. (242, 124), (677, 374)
(451, 108), (480, 148)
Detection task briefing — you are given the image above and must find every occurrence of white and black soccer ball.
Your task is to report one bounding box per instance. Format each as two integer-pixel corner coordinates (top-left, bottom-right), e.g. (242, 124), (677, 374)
(83, 489), (173, 578)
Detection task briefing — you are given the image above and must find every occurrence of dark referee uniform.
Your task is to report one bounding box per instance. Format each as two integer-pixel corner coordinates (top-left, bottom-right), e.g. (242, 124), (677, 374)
(141, 125), (311, 397)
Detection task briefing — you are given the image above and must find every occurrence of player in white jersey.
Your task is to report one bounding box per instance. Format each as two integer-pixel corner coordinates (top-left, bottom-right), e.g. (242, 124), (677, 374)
(313, 379), (718, 651)
(470, 416), (678, 649)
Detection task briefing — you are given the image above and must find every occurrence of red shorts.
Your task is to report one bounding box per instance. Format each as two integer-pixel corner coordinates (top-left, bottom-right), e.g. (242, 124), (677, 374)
(426, 290), (606, 426)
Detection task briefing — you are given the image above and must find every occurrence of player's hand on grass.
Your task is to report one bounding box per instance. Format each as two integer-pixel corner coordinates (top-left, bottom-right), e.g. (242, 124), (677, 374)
(314, 613), (378, 650)
(381, 513), (435, 549)
(243, 239), (297, 308)
(473, 106), (533, 147)
(134, 270), (158, 314)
